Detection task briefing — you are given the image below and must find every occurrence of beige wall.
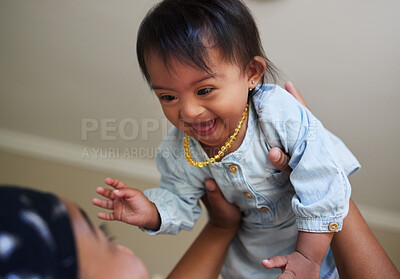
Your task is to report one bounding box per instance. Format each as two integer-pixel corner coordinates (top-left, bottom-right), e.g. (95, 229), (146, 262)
(0, 0), (399, 277)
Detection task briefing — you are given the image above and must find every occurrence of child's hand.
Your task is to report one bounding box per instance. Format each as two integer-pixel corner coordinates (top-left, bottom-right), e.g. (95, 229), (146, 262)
(92, 178), (161, 230)
(262, 251), (320, 279)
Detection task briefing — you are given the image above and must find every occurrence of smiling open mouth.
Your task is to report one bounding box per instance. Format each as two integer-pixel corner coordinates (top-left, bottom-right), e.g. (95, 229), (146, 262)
(191, 119), (217, 136)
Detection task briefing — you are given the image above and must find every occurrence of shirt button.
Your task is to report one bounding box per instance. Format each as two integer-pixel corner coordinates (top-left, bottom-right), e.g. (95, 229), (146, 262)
(243, 192), (253, 199)
(229, 165), (238, 173)
(328, 222), (339, 232)
(260, 206), (269, 212)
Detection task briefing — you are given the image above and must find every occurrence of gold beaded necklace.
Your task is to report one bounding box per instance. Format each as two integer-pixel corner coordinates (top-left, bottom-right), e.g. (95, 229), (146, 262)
(184, 103), (249, 167)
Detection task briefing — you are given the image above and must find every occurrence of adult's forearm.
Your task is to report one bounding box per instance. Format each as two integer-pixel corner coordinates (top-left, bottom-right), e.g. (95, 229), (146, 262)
(331, 199), (399, 279)
(167, 222), (238, 279)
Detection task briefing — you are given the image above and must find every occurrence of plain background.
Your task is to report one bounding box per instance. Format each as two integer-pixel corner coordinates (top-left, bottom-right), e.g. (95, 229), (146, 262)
(0, 0), (399, 277)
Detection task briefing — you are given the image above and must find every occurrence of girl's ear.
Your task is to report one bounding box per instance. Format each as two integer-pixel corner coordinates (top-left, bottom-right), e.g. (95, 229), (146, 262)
(247, 56), (266, 89)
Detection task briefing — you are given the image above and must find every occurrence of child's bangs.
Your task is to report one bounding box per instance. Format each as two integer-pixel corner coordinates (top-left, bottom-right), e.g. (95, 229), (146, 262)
(137, 0), (243, 84)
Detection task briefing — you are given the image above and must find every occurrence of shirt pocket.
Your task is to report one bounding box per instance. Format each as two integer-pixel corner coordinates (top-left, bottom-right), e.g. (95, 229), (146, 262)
(248, 171), (293, 227)
(266, 171), (290, 187)
(251, 170), (290, 201)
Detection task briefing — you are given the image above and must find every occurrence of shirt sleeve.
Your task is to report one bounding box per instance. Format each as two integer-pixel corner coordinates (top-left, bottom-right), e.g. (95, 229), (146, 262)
(325, 129), (361, 177)
(143, 133), (204, 235)
(256, 86), (352, 232)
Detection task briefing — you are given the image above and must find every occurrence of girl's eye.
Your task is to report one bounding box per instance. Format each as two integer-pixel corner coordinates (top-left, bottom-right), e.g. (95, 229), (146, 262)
(159, 95), (177, 102)
(197, 88), (213, 96)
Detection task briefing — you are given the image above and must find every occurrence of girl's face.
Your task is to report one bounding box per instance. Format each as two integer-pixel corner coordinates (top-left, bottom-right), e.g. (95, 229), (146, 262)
(146, 48), (263, 153)
(63, 198), (150, 279)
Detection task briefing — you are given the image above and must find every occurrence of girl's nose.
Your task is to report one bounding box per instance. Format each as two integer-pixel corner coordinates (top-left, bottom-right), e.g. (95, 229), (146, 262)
(116, 244), (134, 255)
(180, 101), (205, 120)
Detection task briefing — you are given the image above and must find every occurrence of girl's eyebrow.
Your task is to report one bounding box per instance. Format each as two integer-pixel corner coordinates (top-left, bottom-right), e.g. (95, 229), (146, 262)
(151, 73), (224, 91)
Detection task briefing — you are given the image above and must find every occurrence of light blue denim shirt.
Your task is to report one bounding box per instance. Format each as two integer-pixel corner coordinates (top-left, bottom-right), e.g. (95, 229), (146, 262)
(144, 85), (360, 279)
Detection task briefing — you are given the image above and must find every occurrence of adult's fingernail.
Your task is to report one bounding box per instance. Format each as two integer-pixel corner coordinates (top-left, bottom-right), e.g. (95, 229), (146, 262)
(205, 181), (216, 191)
(270, 148), (281, 162)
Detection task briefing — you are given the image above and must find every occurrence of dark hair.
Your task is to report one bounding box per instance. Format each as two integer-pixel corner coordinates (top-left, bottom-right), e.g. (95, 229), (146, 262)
(0, 185), (77, 278)
(136, 0), (278, 86)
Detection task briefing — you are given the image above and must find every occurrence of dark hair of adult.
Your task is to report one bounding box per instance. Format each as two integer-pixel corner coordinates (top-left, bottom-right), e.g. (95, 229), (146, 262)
(136, 0), (278, 87)
(0, 185), (77, 278)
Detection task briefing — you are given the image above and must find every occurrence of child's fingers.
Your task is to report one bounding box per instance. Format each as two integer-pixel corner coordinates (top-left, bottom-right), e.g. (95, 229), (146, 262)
(92, 197), (114, 210)
(96, 187), (115, 199)
(261, 256), (288, 269)
(104, 178), (129, 189)
(97, 212), (116, 221)
(262, 257), (295, 279)
(112, 188), (138, 199)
